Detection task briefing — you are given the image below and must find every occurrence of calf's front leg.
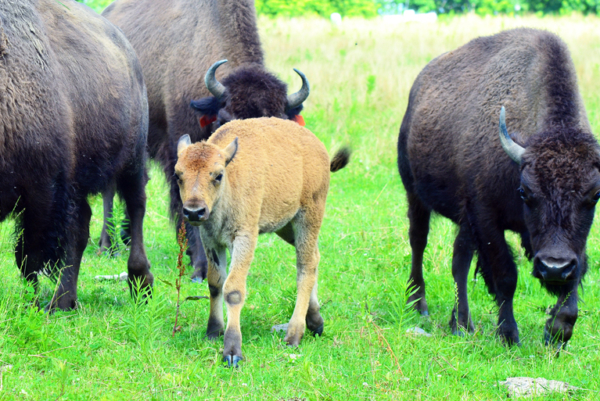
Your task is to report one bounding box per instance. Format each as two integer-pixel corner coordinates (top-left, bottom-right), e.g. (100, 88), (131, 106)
(222, 232), (257, 368)
(204, 244), (227, 339)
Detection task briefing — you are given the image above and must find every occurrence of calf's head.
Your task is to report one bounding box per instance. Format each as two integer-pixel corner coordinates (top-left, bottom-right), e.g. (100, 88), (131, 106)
(499, 107), (600, 289)
(175, 134), (238, 225)
(190, 60), (309, 131)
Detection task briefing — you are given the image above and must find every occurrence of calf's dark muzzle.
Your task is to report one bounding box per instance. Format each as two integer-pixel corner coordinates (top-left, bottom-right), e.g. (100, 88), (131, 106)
(182, 200), (210, 225)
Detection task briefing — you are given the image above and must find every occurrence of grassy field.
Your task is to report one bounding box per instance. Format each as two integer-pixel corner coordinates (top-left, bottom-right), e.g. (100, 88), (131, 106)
(2, 12), (600, 400)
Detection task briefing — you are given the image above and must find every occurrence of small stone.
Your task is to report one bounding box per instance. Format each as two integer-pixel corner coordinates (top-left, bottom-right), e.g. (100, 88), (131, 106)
(406, 327), (432, 337)
(94, 272), (128, 281)
(501, 377), (579, 398)
(271, 323), (288, 333)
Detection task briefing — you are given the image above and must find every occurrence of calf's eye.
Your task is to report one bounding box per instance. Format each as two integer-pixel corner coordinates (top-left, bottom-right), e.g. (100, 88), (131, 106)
(214, 173), (223, 183)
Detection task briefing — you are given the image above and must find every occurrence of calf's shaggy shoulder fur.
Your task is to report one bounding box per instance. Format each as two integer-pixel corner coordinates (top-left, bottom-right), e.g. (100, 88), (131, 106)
(175, 117), (349, 367)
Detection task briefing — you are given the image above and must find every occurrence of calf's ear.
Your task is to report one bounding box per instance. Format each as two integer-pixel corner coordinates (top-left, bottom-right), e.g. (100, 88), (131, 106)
(178, 134), (192, 157)
(223, 137), (238, 166)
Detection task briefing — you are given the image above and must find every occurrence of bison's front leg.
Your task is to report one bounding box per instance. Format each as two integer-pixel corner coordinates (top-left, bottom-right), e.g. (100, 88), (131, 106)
(477, 225), (520, 345)
(222, 232), (257, 368)
(544, 281), (578, 349)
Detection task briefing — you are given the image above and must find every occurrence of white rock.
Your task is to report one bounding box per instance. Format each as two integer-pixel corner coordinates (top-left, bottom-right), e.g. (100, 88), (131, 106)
(406, 327), (432, 337)
(94, 272), (128, 281)
(500, 377), (579, 398)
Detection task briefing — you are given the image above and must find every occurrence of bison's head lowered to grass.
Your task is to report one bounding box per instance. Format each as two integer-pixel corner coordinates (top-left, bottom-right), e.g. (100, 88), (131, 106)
(190, 60), (309, 130)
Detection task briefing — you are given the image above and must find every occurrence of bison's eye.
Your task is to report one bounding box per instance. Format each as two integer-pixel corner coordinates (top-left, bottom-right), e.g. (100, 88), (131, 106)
(214, 173), (223, 184)
(593, 191), (600, 204)
(518, 187), (528, 202)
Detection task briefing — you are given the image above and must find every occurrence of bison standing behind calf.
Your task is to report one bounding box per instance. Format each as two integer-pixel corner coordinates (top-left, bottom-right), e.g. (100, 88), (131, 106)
(175, 118), (349, 367)
(398, 28), (598, 347)
(102, 0), (310, 282)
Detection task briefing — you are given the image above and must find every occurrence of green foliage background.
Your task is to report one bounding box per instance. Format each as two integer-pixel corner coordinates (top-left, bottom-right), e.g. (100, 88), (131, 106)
(77, 0), (600, 16)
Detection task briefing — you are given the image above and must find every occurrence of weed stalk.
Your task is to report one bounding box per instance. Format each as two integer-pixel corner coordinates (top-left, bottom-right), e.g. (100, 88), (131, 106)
(172, 221), (188, 337)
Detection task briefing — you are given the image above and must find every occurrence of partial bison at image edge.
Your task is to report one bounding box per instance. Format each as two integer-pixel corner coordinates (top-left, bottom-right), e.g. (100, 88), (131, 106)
(397, 27), (598, 347)
(0, 0), (152, 310)
(175, 117), (349, 367)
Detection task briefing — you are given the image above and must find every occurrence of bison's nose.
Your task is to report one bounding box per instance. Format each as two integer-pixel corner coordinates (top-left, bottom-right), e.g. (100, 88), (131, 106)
(182, 201), (209, 223)
(533, 254), (577, 282)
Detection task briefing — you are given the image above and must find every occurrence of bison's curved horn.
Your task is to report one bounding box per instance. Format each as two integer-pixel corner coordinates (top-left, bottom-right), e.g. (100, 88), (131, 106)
(205, 59), (228, 100)
(285, 69), (310, 112)
(499, 106), (525, 164)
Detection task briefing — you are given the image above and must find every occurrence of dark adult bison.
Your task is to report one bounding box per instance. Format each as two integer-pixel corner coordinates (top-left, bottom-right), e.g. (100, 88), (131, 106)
(398, 28), (598, 347)
(0, 0), (152, 310)
(102, 0), (310, 282)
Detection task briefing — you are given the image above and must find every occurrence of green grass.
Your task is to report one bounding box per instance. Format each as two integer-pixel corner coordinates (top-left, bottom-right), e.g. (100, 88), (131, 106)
(2, 14), (600, 400)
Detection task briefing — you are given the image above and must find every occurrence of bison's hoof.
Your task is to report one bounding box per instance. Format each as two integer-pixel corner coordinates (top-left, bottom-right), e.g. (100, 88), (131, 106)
(499, 331), (521, 347)
(190, 267), (207, 284)
(544, 327), (567, 352)
(420, 310), (429, 316)
(47, 296), (77, 312)
(223, 355), (243, 368)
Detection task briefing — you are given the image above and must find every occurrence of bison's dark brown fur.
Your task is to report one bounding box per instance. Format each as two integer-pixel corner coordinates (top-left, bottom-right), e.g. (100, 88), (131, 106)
(398, 28), (598, 347)
(0, 0), (152, 310)
(102, 0), (309, 282)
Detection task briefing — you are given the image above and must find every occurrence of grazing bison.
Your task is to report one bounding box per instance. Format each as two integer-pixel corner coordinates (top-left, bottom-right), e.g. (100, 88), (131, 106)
(0, 0), (152, 309)
(175, 118), (349, 367)
(101, 0), (310, 282)
(398, 28), (597, 347)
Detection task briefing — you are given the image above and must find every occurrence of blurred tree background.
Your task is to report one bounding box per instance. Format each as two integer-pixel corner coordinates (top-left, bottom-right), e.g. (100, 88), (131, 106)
(78, 0), (600, 20)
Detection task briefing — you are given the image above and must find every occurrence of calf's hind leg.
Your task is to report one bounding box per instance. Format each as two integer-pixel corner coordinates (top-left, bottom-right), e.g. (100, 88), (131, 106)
(276, 222), (323, 335)
(285, 210), (324, 347)
(406, 192), (431, 315)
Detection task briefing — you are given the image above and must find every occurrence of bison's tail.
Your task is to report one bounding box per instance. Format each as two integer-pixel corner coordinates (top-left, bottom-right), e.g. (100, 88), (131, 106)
(330, 147), (351, 172)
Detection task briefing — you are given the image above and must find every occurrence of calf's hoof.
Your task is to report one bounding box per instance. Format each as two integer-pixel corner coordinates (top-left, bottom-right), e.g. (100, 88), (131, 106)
(284, 324), (305, 347)
(206, 318), (224, 340)
(223, 355), (243, 368)
(223, 330), (242, 368)
(306, 312), (324, 336)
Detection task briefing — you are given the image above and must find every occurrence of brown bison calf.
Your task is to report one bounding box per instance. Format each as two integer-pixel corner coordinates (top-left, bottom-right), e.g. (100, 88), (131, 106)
(175, 118), (349, 367)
